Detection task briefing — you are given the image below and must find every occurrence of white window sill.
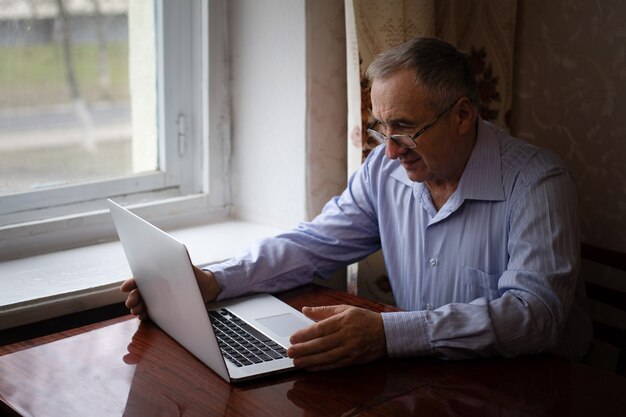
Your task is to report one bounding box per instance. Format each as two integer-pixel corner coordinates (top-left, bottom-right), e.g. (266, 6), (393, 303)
(0, 221), (284, 331)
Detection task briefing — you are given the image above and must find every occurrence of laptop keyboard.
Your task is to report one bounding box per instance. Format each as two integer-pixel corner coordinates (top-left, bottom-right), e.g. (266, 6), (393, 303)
(209, 308), (288, 367)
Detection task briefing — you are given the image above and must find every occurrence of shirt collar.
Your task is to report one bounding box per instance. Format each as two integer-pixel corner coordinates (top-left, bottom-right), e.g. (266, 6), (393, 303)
(455, 118), (505, 202)
(389, 163), (412, 186)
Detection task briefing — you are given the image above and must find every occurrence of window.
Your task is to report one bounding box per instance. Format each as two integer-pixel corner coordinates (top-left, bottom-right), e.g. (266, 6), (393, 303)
(0, 0), (230, 261)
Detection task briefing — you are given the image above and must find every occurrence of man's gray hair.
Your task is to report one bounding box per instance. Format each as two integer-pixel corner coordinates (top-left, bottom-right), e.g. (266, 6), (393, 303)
(366, 37), (478, 112)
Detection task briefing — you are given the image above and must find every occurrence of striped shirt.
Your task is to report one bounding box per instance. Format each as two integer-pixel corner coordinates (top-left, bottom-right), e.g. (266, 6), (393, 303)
(209, 119), (592, 360)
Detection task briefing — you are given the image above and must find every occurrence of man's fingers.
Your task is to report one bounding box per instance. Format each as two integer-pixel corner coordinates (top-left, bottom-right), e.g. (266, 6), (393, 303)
(120, 278), (148, 320)
(290, 305), (354, 344)
(120, 278), (137, 293)
(301, 305), (349, 321)
(125, 288), (148, 320)
(130, 305), (146, 317)
(124, 288), (141, 309)
(290, 313), (343, 344)
(291, 345), (347, 369)
(288, 328), (343, 358)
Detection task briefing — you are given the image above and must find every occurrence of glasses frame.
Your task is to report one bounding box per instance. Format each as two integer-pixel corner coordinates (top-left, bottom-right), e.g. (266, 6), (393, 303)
(367, 97), (463, 149)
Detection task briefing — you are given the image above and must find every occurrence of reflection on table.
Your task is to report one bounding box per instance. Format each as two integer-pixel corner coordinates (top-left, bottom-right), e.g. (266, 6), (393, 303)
(1, 285), (625, 417)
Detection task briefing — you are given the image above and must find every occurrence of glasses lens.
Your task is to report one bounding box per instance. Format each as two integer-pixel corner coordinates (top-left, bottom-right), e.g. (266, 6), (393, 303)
(367, 129), (386, 144)
(391, 135), (416, 148)
(367, 130), (416, 148)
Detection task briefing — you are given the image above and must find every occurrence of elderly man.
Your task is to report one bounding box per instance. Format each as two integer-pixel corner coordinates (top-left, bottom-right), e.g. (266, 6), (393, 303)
(122, 37), (592, 370)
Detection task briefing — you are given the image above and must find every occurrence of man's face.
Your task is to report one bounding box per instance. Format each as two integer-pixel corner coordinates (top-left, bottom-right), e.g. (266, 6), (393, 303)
(370, 70), (458, 184)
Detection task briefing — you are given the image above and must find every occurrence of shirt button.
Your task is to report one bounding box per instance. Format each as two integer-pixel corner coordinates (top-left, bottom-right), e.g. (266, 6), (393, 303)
(429, 258), (438, 266)
(426, 304), (434, 311)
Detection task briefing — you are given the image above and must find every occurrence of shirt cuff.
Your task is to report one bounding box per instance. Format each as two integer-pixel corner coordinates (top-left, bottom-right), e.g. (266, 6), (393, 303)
(382, 311), (437, 357)
(203, 258), (248, 301)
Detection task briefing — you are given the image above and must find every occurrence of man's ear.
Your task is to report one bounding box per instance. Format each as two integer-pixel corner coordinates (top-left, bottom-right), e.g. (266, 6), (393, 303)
(455, 97), (477, 135)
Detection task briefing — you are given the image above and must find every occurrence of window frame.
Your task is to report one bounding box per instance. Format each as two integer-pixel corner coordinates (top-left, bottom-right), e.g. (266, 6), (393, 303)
(0, 0), (231, 261)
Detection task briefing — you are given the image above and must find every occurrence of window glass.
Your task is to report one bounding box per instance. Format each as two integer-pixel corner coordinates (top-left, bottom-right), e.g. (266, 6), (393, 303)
(0, 0), (157, 196)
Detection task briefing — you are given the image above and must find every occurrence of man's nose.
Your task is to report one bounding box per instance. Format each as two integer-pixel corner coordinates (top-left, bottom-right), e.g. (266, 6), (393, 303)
(385, 138), (407, 160)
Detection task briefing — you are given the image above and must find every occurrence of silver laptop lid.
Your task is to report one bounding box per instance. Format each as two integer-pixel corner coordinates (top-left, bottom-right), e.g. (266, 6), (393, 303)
(107, 199), (230, 382)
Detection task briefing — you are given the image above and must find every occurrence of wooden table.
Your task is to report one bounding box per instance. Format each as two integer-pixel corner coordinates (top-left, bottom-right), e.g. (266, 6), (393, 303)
(1, 285), (625, 417)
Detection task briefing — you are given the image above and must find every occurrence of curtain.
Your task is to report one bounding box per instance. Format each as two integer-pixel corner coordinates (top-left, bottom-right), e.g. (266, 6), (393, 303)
(344, 0), (518, 300)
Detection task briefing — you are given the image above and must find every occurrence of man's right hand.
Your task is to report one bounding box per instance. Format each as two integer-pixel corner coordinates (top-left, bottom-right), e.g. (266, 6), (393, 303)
(120, 266), (222, 320)
(120, 278), (147, 320)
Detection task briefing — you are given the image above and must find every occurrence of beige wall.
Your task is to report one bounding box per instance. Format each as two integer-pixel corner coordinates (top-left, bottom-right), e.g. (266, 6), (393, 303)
(228, 0), (307, 229)
(510, 0), (626, 252)
(306, 0), (348, 220)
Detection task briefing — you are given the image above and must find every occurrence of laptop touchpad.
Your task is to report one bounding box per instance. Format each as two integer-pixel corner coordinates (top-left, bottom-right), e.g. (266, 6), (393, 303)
(256, 313), (311, 337)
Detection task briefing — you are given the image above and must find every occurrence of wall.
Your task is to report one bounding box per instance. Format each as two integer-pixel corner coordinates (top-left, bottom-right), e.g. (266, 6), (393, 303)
(228, 0), (349, 228)
(227, 0), (348, 290)
(228, 0), (307, 229)
(306, 0), (349, 291)
(510, 0), (626, 252)
(305, 0), (348, 220)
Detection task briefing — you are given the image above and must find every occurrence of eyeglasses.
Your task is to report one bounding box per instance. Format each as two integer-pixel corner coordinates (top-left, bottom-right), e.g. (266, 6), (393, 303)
(367, 97), (463, 149)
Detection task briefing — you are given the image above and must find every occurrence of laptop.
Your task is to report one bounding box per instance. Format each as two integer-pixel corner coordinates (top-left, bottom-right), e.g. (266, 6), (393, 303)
(107, 199), (314, 382)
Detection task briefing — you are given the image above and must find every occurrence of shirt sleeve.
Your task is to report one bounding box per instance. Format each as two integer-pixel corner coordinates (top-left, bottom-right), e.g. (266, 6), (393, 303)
(208, 152), (383, 301)
(383, 151), (583, 360)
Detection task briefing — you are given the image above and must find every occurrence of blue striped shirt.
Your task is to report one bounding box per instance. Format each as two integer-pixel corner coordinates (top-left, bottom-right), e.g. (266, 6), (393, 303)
(210, 119), (592, 360)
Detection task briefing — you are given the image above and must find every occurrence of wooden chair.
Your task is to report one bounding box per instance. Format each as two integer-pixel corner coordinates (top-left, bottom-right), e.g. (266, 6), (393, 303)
(581, 243), (626, 376)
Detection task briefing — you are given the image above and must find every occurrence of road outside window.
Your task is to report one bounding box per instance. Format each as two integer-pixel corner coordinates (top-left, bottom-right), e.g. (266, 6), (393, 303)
(0, 0), (157, 195)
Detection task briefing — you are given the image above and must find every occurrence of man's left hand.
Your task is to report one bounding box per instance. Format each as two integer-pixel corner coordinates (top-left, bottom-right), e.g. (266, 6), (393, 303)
(287, 305), (387, 371)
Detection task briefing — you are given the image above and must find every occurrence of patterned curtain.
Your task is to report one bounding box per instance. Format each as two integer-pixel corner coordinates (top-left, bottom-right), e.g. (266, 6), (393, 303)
(344, 0), (518, 300)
